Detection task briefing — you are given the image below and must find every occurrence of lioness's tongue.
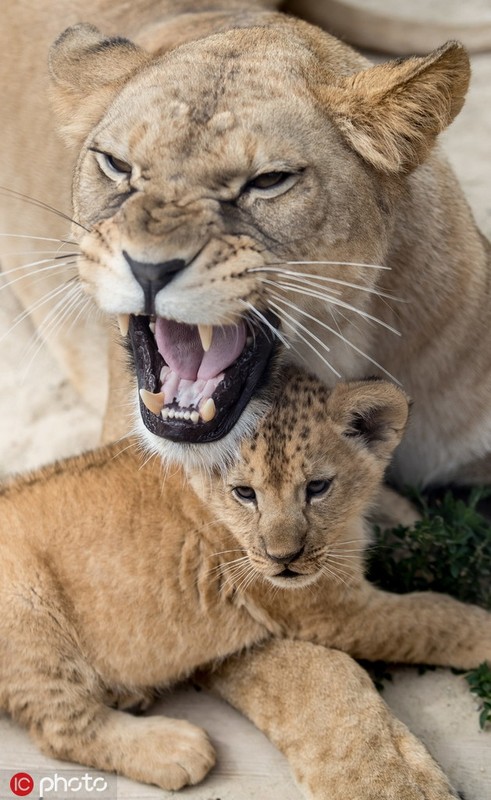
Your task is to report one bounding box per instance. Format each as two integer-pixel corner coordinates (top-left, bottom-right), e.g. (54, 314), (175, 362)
(155, 318), (247, 381)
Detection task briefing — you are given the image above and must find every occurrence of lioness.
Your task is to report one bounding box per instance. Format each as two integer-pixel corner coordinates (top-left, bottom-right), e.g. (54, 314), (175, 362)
(1, 1), (490, 488)
(1, 365), (489, 798)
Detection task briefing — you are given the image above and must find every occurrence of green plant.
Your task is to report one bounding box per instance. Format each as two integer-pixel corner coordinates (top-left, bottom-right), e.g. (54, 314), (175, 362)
(465, 662), (491, 730)
(367, 486), (491, 728)
(368, 486), (491, 607)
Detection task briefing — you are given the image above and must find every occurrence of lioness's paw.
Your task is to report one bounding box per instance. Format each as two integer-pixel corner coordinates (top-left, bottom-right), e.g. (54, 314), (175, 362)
(119, 716), (216, 790)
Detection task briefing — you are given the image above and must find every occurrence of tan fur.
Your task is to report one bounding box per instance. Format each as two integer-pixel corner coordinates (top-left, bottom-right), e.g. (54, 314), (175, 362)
(1, 366), (489, 797)
(1, 1), (490, 487)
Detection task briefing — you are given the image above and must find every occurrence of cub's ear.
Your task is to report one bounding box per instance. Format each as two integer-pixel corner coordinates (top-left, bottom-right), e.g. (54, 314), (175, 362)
(327, 380), (410, 461)
(48, 23), (150, 146)
(321, 41), (470, 173)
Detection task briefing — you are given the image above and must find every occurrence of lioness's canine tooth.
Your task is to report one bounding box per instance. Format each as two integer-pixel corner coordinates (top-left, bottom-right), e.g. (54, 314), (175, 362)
(117, 314), (130, 337)
(139, 388), (165, 415)
(198, 324), (213, 352)
(200, 397), (216, 422)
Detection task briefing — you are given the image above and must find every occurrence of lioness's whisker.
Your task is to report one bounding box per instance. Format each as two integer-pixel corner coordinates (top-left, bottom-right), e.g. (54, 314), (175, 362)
(270, 293), (400, 384)
(0, 281), (76, 346)
(21, 281), (83, 353)
(287, 260), (391, 271)
(330, 306), (376, 340)
(39, 286), (86, 345)
(0, 186), (89, 232)
(20, 286), (86, 376)
(0, 233), (77, 244)
(65, 295), (97, 337)
(241, 300), (291, 350)
(0, 248), (79, 260)
(267, 299), (342, 379)
(0, 260), (78, 294)
(249, 266), (401, 301)
(264, 279), (401, 336)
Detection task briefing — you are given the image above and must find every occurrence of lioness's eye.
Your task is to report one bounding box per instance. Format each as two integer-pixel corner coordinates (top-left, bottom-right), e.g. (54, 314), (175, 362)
(92, 150), (132, 180)
(306, 479), (332, 501)
(232, 486), (257, 504)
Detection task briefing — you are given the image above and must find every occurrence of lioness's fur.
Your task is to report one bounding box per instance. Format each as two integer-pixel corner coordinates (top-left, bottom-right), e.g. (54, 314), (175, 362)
(1, 366), (490, 798)
(1, 1), (490, 487)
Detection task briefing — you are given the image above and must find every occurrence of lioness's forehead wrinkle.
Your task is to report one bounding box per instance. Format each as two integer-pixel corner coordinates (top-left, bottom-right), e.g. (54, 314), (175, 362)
(107, 28), (319, 139)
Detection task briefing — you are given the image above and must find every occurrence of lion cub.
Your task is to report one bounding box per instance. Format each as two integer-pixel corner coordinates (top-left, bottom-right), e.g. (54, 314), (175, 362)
(0, 366), (490, 797)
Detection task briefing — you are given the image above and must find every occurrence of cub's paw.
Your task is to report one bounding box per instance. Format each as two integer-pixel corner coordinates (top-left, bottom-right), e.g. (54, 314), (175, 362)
(298, 714), (459, 800)
(118, 716), (216, 790)
(389, 716), (461, 800)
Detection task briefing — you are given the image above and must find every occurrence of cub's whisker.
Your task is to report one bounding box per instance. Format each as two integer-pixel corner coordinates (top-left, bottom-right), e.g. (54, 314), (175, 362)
(320, 562), (350, 588)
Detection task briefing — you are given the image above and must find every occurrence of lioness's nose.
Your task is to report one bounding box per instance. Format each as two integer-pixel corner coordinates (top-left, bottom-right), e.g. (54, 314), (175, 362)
(123, 251), (186, 315)
(265, 544), (305, 565)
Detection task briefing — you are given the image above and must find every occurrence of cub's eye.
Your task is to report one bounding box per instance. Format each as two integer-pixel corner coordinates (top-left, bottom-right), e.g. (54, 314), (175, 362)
(232, 486), (257, 504)
(247, 172), (289, 190)
(93, 150), (132, 180)
(243, 171), (299, 197)
(306, 479), (332, 501)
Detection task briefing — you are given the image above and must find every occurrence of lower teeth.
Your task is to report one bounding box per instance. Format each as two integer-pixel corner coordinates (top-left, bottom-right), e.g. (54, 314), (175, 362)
(160, 407), (204, 424)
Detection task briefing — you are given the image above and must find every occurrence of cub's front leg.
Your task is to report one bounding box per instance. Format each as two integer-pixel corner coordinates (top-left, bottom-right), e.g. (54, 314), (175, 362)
(316, 583), (491, 669)
(202, 640), (460, 800)
(0, 557), (215, 792)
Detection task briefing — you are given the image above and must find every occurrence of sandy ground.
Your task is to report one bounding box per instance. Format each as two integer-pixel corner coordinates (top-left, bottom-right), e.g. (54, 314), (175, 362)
(0, 24), (490, 800)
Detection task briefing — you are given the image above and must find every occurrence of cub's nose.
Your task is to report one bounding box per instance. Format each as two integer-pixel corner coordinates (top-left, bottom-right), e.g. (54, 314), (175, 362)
(265, 544), (305, 566)
(123, 251), (186, 314)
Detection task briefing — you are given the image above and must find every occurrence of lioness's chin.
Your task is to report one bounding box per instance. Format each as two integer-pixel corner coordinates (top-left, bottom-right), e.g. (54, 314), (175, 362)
(135, 393), (271, 472)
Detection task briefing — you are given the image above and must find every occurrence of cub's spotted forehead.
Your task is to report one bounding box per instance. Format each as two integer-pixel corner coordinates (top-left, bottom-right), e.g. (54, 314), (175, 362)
(239, 368), (333, 482)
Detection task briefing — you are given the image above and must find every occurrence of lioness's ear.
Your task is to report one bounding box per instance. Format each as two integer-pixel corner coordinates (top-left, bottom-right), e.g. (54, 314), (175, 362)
(328, 380), (410, 461)
(49, 23), (150, 146)
(322, 41), (470, 173)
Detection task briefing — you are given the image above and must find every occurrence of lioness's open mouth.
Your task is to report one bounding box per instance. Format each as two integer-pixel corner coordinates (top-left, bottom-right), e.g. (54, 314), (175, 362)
(127, 313), (278, 444)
